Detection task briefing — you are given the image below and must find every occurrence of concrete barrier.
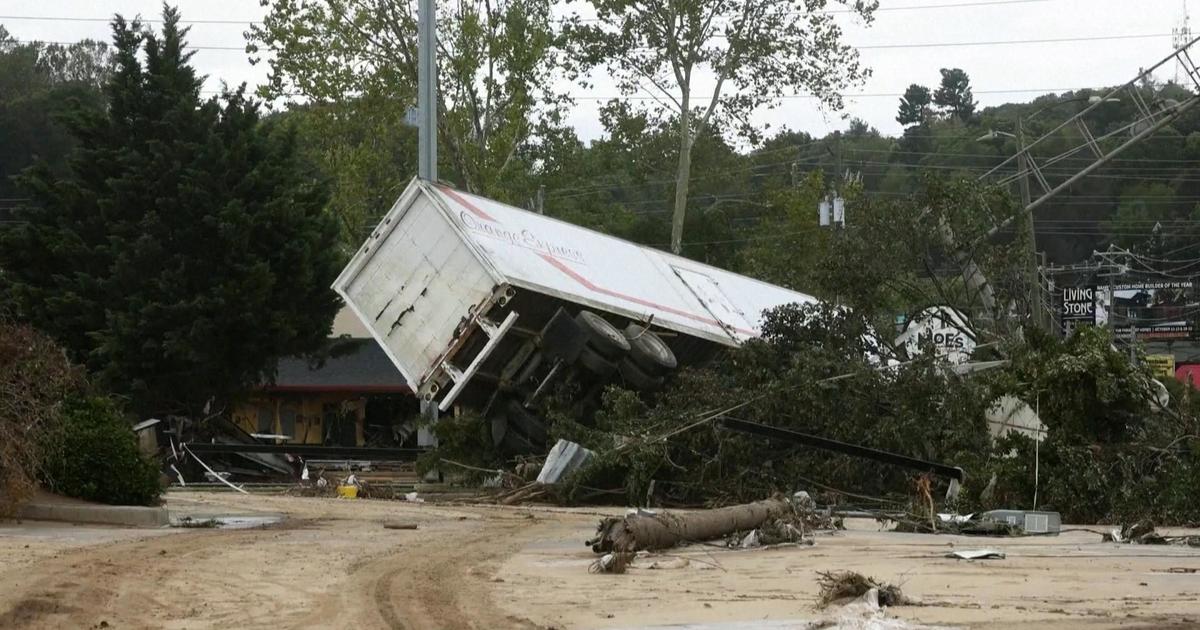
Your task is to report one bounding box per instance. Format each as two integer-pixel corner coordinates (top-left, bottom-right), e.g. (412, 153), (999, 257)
(16, 502), (169, 528)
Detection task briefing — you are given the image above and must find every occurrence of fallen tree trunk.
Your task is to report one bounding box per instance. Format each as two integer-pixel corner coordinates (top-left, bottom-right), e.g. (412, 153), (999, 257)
(589, 496), (792, 553)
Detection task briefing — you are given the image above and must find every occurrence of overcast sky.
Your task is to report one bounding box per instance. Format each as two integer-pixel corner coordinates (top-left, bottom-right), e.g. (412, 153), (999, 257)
(1, 0), (1194, 142)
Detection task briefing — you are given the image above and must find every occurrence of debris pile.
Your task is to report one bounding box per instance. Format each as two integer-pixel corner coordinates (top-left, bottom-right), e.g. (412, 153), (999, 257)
(816, 570), (912, 608)
(1103, 520), (1200, 546)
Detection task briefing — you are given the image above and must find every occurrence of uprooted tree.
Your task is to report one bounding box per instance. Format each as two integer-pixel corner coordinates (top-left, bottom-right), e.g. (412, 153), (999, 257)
(421, 293), (1198, 524)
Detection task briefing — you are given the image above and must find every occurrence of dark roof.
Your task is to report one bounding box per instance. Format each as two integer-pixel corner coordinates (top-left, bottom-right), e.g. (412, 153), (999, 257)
(266, 339), (409, 393)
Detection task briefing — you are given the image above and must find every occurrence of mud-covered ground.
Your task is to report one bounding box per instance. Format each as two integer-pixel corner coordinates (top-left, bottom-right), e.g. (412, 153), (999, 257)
(1, 491), (1199, 629)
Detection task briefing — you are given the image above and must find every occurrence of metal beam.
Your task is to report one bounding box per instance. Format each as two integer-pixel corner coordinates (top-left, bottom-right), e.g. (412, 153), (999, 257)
(183, 443), (427, 460)
(717, 418), (965, 482)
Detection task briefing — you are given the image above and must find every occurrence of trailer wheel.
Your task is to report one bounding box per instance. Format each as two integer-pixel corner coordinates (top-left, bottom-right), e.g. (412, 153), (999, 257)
(490, 414), (508, 447)
(500, 427), (539, 455)
(505, 399), (548, 446)
(618, 358), (664, 391)
(575, 310), (630, 359)
(623, 324), (677, 375)
(576, 345), (618, 377)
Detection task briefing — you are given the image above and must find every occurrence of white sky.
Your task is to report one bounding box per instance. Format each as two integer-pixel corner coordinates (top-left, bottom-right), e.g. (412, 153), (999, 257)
(0, 0), (1194, 141)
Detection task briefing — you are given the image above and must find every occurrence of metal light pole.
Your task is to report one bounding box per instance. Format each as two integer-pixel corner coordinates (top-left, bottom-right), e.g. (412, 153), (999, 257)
(418, 0), (437, 182)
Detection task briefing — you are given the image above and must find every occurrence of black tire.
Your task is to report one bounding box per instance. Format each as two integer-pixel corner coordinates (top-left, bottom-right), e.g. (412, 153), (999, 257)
(505, 399), (548, 446)
(618, 358), (664, 391)
(575, 310), (630, 359)
(499, 427), (538, 455)
(623, 325), (677, 374)
(576, 345), (618, 377)
(490, 414), (508, 447)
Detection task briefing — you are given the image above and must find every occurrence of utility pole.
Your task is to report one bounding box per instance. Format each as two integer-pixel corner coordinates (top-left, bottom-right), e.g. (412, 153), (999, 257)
(1016, 119), (1039, 330)
(535, 185), (545, 215)
(417, 0), (437, 182)
(1174, 0), (1192, 84)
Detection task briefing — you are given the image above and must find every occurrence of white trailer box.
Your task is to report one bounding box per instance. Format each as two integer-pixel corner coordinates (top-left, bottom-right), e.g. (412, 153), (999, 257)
(333, 179), (818, 412)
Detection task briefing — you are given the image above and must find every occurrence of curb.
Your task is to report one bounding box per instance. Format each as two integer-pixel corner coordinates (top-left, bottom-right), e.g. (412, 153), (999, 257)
(16, 502), (169, 528)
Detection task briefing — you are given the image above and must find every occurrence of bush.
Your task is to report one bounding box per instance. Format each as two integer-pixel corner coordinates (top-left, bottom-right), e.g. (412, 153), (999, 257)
(40, 397), (162, 506)
(0, 322), (83, 515)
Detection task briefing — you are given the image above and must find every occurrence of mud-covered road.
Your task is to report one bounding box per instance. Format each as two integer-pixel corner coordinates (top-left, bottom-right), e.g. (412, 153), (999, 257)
(3, 492), (1200, 629)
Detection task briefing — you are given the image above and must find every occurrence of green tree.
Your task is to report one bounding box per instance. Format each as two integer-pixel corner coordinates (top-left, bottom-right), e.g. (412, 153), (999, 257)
(570, 0), (876, 255)
(896, 84), (932, 126)
(248, 0), (572, 235)
(933, 68), (976, 122)
(0, 8), (342, 419)
(0, 27), (113, 200)
(273, 100), (418, 248)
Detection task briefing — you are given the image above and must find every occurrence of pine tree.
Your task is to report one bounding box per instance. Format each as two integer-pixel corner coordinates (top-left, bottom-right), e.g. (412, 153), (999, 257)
(933, 68), (976, 122)
(896, 84), (932, 126)
(0, 7), (341, 418)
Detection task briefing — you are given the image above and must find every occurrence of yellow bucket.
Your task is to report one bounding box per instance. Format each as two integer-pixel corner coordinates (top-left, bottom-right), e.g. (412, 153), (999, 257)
(336, 484), (359, 499)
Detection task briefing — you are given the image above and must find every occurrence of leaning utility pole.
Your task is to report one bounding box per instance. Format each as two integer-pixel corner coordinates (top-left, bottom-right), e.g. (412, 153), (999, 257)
(956, 36), (1200, 331)
(1016, 119), (1037, 328)
(417, 0), (437, 181)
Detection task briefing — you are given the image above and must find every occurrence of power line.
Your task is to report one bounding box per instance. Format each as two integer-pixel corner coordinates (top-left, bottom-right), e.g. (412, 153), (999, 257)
(547, 142), (828, 199)
(12, 38), (243, 51)
(12, 32), (1175, 56)
(0, 1), (1056, 28)
(857, 33), (1168, 50)
(0, 15), (260, 25)
(850, 147), (1200, 165)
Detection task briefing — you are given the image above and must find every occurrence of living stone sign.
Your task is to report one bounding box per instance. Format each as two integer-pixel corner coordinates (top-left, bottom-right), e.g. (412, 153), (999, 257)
(1060, 285), (1097, 337)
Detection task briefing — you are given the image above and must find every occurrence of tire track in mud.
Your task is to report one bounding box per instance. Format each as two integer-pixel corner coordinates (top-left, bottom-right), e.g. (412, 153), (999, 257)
(0, 498), (553, 630)
(372, 567), (406, 630)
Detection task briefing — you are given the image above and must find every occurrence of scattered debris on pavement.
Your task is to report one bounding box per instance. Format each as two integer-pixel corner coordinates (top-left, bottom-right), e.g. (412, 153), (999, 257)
(946, 549), (1006, 560)
(536, 439), (594, 484)
(173, 516), (220, 528)
(1103, 520), (1200, 546)
(889, 509), (1061, 537)
(590, 551), (635, 574)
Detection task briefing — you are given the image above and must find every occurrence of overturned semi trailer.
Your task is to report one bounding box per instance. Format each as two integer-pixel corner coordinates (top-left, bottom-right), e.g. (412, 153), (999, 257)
(333, 179), (818, 452)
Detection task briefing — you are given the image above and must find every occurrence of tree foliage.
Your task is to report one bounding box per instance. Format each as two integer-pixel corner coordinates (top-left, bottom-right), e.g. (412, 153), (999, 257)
(0, 8), (342, 419)
(569, 0), (876, 254)
(552, 302), (992, 506)
(0, 27), (113, 201)
(249, 0), (573, 244)
(535, 305), (1200, 524)
(933, 68), (976, 122)
(896, 84), (932, 126)
(40, 396), (163, 506)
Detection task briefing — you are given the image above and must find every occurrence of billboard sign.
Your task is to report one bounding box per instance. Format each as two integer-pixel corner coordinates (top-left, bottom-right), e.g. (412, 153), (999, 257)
(1096, 280), (1197, 341)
